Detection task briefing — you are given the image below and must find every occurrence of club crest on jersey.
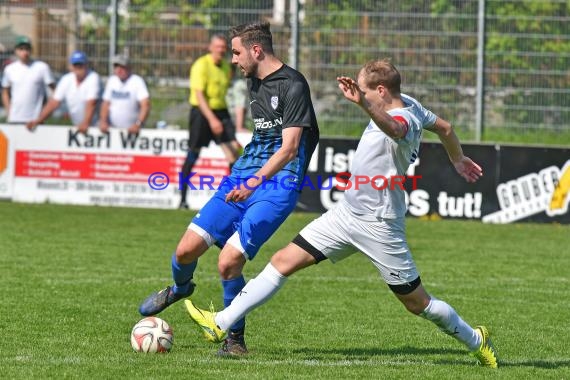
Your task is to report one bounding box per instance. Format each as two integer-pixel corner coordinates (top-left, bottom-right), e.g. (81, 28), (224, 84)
(271, 96), (279, 110)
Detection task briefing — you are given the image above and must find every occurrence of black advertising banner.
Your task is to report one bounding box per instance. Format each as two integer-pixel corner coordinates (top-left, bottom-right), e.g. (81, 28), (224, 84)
(403, 142), (497, 219)
(481, 145), (570, 224)
(296, 137), (359, 213)
(297, 138), (570, 224)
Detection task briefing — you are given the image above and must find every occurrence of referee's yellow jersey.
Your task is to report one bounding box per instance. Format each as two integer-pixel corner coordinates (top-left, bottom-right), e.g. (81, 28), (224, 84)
(189, 54), (232, 110)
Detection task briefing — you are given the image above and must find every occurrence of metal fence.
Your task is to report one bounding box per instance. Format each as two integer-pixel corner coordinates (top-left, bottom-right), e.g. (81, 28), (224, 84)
(1, 0), (569, 143)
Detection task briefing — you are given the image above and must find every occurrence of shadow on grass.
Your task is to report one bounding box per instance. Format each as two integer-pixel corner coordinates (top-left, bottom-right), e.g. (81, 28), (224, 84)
(178, 342), (570, 370)
(433, 358), (570, 369)
(292, 346), (464, 357)
(497, 359), (570, 369)
(290, 347), (570, 369)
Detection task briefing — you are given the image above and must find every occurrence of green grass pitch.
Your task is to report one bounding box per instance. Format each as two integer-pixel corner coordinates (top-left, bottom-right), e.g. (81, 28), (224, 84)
(1, 201), (569, 379)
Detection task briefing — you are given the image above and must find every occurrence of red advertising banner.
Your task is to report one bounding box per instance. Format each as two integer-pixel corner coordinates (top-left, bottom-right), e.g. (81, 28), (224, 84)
(14, 151), (228, 184)
(1, 125), (250, 209)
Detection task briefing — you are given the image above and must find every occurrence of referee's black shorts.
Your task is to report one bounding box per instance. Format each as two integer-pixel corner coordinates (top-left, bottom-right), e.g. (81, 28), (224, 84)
(188, 107), (236, 149)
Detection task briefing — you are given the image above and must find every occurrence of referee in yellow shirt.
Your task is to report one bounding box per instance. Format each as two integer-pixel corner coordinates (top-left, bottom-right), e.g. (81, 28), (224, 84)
(180, 34), (241, 209)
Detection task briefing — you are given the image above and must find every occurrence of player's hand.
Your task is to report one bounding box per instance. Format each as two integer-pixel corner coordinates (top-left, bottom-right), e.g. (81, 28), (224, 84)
(225, 187), (253, 203)
(453, 156), (483, 183)
(209, 118), (224, 137)
(225, 177), (259, 202)
(337, 76), (362, 105)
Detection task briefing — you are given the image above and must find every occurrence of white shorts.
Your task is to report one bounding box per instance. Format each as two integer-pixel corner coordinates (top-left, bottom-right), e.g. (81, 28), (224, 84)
(298, 202), (419, 286)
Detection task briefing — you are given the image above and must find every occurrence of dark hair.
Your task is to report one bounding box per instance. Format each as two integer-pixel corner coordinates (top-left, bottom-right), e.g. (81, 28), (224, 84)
(360, 58), (401, 95)
(229, 21), (273, 54)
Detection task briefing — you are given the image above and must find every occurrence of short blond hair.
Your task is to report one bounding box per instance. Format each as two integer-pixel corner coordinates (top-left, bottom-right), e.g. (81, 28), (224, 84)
(359, 58), (401, 95)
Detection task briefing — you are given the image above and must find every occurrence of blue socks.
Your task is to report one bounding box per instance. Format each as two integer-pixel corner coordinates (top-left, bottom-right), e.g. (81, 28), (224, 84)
(171, 253), (197, 295)
(222, 275), (246, 332)
(171, 252), (246, 333)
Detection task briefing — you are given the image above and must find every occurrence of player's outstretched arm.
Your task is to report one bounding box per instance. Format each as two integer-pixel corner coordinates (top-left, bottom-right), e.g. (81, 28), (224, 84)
(429, 117), (483, 183)
(336, 76), (407, 139)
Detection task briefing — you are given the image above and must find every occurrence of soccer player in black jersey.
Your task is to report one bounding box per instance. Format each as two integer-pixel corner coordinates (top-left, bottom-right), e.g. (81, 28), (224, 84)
(139, 21), (319, 356)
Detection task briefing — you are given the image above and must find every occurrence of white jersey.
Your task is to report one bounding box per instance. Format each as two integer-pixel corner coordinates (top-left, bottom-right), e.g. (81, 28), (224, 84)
(102, 74), (149, 128)
(1, 59), (55, 122)
(53, 70), (101, 126)
(401, 93), (437, 127)
(342, 94), (436, 219)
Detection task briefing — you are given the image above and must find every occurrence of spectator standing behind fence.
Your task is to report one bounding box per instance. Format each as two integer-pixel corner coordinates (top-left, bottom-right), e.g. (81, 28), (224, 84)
(178, 34), (241, 210)
(26, 51), (101, 133)
(99, 54), (150, 133)
(1, 35), (55, 125)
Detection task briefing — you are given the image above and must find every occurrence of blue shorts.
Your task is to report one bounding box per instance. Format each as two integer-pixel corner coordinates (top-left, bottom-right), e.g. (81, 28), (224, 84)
(191, 176), (298, 259)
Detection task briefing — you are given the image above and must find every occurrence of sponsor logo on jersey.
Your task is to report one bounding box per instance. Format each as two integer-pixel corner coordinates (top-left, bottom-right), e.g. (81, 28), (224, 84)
(254, 117), (283, 130)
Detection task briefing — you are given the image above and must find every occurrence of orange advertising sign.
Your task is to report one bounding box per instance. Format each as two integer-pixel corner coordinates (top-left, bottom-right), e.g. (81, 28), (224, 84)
(0, 130), (8, 175)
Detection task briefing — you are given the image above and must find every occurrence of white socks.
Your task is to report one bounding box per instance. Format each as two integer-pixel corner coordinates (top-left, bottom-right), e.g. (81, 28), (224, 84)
(215, 263), (287, 331)
(214, 266), (482, 352)
(420, 297), (482, 351)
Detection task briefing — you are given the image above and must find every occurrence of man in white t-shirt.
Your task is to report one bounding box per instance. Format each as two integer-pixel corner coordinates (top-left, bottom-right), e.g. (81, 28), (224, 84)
(26, 51), (101, 132)
(100, 54), (150, 133)
(1, 35), (55, 123)
(185, 59), (499, 368)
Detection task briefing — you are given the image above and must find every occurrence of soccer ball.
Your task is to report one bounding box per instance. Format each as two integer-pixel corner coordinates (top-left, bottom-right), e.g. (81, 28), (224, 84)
(130, 317), (173, 353)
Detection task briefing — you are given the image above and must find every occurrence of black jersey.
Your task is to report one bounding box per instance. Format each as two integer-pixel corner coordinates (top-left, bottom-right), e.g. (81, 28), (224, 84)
(232, 64), (319, 189)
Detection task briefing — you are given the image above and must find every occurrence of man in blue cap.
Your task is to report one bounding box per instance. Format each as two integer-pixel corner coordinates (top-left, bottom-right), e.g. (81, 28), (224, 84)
(27, 50), (101, 132)
(2, 35), (55, 125)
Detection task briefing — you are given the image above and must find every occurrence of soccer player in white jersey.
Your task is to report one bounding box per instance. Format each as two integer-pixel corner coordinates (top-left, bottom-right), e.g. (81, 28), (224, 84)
(1, 36), (55, 124)
(26, 51), (101, 132)
(100, 55), (150, 133)
(185, 59), (499, 368)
